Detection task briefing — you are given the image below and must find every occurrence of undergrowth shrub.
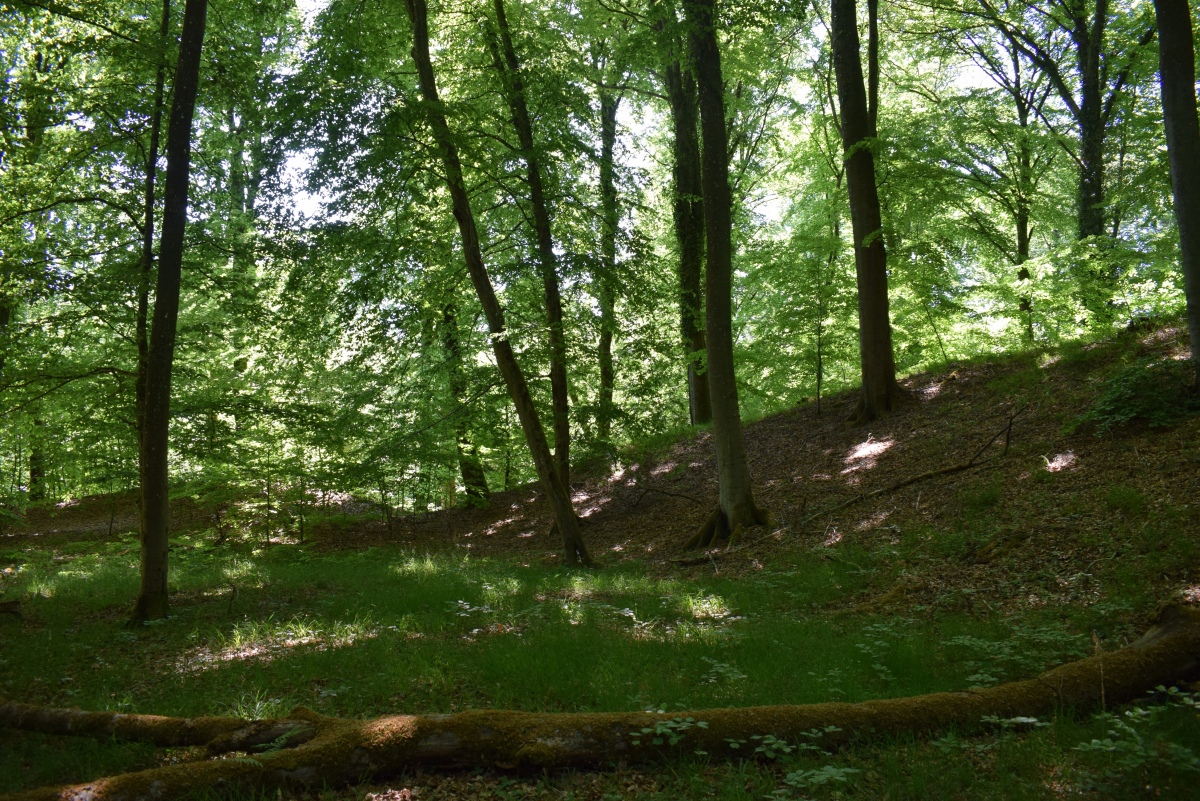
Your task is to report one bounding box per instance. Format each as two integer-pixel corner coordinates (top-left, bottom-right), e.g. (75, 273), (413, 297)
(1070, 358), (1197, 434)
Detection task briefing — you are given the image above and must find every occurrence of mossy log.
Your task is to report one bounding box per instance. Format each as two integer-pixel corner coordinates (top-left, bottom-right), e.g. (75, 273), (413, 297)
(4, 605), (1200, 801)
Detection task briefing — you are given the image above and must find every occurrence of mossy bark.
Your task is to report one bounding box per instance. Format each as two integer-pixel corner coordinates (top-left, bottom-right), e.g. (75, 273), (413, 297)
(4, 606), (1200, 801)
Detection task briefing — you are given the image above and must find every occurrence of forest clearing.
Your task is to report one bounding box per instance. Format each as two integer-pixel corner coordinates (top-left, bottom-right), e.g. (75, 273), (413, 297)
(4, 0), (1200, 797)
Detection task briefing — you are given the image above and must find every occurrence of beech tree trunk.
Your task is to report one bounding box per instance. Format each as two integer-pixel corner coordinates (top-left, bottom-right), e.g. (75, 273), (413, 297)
(1153, 0), (1200, 386)
(403, 0), (590, 566)
(442, 304), (490, 502)
(665, 57), (712, 426)
(485, 0), (572, 488)
(131, 0), (208, 624)
(597, 90), (620, 445)
(831, 0), (899, 423)
(682, 0), (765, 548)
(4, 605), (1199, 801)
(136, 0), (170, 456)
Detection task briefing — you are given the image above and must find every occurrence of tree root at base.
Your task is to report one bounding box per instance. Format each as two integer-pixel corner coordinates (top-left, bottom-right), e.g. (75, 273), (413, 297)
(3, 603), (1199, 801)
(682, 505), (771, 550)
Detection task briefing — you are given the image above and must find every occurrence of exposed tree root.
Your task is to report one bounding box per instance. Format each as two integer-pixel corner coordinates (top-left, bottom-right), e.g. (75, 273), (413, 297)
(4, 604), (1199, 801)
(681, 505), (770, 550)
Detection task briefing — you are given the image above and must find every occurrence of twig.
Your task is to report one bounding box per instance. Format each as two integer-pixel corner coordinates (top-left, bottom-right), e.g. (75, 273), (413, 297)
(798, 404), (1028, 530)
(632, 486), (703, 507)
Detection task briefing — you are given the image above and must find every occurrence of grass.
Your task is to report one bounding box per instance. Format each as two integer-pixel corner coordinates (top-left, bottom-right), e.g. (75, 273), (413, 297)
(3, 324), (1200, 799)
(2, 526), (1199, 799)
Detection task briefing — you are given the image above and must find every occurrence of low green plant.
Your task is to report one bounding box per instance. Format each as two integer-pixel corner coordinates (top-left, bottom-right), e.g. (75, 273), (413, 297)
(1074, 686), (1200, 791)
(1071, 358), (1196, 434)
(1105, 485), (1146, 515)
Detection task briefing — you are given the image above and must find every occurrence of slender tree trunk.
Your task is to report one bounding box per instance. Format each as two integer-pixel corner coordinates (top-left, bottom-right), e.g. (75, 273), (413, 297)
(1154, 0), (1200, 386)
(27, 419), (46, 502)
(441, 304), (490, 502)
(484, 0), (571, 488)
(1075, 4), (1106, 242)
(136, 0), (170, 455)
(131, 0), (208, 624)
(682, 0), (766, 549)
(831, 0), (899, 423)
(596, 91), (620, 445)
(664, 59), (712, 425)
(866, 0), (879, 136)
(403, 0), (591, 566)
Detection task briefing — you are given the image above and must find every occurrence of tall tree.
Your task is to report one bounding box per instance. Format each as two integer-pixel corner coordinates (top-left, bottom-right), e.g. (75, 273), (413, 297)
(831, 0), (899, 422)
(664, 53), (712, 426)
(682, 0), (767, 549)
(132, 0), (209, 624)
(482, 0), (572, 487)
(1152, 0), (1200, 386)
(403, 0), (592, 566)
(966, 0), (1157, 315)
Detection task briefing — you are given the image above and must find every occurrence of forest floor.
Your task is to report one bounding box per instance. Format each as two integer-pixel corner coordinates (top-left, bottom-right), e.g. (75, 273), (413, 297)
(2, 322), (1200, 799)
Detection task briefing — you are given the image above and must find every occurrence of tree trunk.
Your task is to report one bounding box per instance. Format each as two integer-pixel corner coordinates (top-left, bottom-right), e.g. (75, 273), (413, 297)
(665, 58), (712, 426)
(5, 604), (1199, 801)
(441, 304), (490, 502)
(403, 0), (591, 566)
(485, 0), (572, 488)
(596, 90), (620, 445)
(26, 419), (46, 502)
(682, 0), (766, 548)
(1153, 0), (1200, 386)
(131, 0), (208, 624)
(136, 0), (170, 456)
(1075, 3), (1106, 242)
(831, 0), (899, 423)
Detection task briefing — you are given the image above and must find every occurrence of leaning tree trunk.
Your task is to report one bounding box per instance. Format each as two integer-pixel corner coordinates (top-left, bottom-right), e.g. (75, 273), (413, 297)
(1153, 0), (1200, 387)
(131, 0), (208, 624)
(4, 605), (1199, 801)
(682, 0), (766, 549)
(831, 0), (899, 424)
(484, 0), (572, 488)
(665, 58), (712, 426)
(403, 0), (590, 566)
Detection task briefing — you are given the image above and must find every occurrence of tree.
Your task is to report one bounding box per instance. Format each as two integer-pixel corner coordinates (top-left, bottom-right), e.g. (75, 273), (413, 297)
(402, 0), (591, 566)
(682, 0), (768, 548)
(131, 0), (209, 624)
(1152, 0), (1200, 387)
(661, 20), (713, 426)
(482, 0), (573, 487)
(831, 0), (900, 422)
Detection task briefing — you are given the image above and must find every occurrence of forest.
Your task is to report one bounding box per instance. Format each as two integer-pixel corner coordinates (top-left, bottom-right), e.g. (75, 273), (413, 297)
(2, 0), (1200, 797)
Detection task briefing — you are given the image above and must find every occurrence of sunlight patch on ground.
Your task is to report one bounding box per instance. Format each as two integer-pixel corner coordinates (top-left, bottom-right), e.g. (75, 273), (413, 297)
(1043, 452), (1077, 472)
(171, 614), (384, 674)
(921, 382), (943, 399)
(650, 461), (678, 477)
(1182, 585), (1200, 604)
(856, 509), (892, 531)
(390, 554), (442, 577)
(842, 436), (895, 475)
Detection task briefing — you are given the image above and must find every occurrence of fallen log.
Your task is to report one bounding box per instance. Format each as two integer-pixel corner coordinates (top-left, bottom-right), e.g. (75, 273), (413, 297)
(3, 603), (1199, 801)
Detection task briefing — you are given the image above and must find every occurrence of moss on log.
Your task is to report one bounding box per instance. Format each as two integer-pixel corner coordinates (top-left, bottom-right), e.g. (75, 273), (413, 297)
(3, 605), (1199, 801)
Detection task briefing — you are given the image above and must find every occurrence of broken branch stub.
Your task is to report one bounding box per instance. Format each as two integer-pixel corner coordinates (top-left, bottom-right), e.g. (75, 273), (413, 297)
(3, 605), (1199, 801)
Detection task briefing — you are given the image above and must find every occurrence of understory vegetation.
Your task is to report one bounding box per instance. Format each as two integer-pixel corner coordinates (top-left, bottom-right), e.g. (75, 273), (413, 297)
(3, 324), (1200, 799)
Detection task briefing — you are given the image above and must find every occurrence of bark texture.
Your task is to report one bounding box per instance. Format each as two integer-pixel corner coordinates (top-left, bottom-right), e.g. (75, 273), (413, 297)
(683, 0), (766, 545)
(403, 0), (590, 565)
(132, 0), (208, 624)
(1153, 0), (1200, 385)
(665, 57), (712, 426)
(831, 0), (899, 423)
(597, 89), (620, 444)
(484, 0), (572, 487)
(4, 604), (1199, 801)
